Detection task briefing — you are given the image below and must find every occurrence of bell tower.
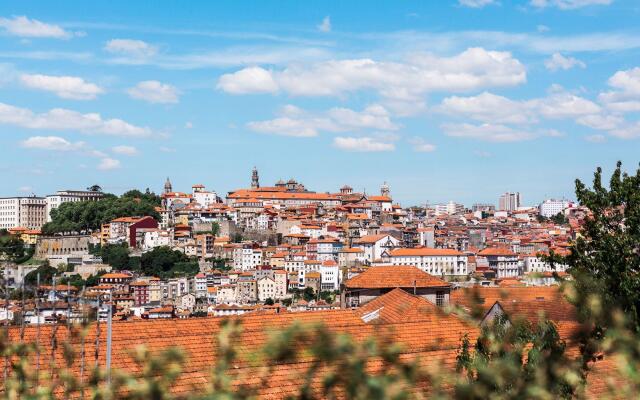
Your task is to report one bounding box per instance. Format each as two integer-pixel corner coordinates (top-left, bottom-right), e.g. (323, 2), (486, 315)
(251, 167), (260, 189)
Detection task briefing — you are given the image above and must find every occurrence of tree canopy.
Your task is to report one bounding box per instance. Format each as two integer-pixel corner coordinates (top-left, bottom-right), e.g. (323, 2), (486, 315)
(42, 190), (161, 234)
(140, 246), (198, 278)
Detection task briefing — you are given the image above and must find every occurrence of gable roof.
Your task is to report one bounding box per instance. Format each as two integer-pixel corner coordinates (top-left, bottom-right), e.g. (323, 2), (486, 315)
(345, 266), (450, 289)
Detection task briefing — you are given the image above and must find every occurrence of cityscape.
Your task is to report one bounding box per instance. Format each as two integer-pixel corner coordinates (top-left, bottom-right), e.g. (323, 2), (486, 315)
(1, 1), (640, 399)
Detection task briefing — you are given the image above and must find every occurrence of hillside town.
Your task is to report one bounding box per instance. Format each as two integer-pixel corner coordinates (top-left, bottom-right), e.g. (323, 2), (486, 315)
(1, 168), (579, 323)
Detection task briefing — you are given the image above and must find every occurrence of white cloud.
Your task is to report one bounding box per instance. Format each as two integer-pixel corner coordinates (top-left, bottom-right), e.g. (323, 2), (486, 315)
(111, 145), (138, 156)
(0, 16), (74, 39)
(585, 134), (606, 143)
(409, 137), (436, 152)
(530, 0), (613, 10)
(127, 80), (179, 104)
(19, 74), (103, 100)
(18, 186), (32, 193)
(458, 0), (497, 7)
(609, 121), (640, 139)
(104, 39), (157, 58)
(217, 66), (279, 94)
(247, 104), (398, 137)
(333, 137), (395, 152)
(437, 89), (599, 123)
(317, 16), (331, 33)
(544, 53), (586, 71)
(537, 25), (550, 33)
(218, 47), (526, 100)
(441, 123), (538, 142)
(0, 102), (152, 137)
(97, 157), (121, 171)
(159, 146), (176, 153)
(576, 114), (623, 130)
(21, 135), (85, 151)
(438, 92), (535, 124)
(598, 67), (640, 112)
(185, 121), (193, 129)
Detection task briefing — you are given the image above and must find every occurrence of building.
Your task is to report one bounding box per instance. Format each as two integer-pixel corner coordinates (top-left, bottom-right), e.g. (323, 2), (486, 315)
(384, 248), (468, 277)
(257, 276), (277, 302)
(477, 247), (520, 279)
(0, 196), (46, 229)
(108, 216), (158, 247)
(498, 192), (521, 212)
(342, 266), (451, 308)
(45, 190), (105, 222)
(320, 260), (340, 291)
(538, 199), (572, 218)
(353, 234), (400, 264)
(434, 201), (464, 216)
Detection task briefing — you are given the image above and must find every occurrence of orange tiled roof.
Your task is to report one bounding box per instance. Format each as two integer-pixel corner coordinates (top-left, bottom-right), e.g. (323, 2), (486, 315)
(345, 266), (450, 289)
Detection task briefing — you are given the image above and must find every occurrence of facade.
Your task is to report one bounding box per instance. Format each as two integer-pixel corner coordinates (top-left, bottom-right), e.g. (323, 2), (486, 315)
(108, 216), (159, 247)
(45, 190), (105, 222)
(353, 234), (400, 264)
(0, 196), (46, 229)
(498, 192), (521, 212)
(434, 201), (465, 216)
(538, 199), (572, 218)
(477, 247), (520, 279)
(384, 248), (469, 277)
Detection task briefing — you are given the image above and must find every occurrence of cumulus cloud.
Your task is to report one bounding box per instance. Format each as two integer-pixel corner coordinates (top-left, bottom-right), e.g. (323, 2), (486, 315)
(544, 53), (586, 71)
(97, 157), (121, 170)
(530, 0), (613, 9)
(598, 67), (640, 112)
(576, 114), (623, 130)
(409, 137), (436, 152)
(218, 47), (526, 100)
(127, 80), (179, 104)
(111, 145), (138, 156)
(0, 16), (75, 39)
(317, 16), (331, 32)
(333, 137), (395, 152)
(458, 0), (497, 7)
(217, 66), (279, 94)
(20, 74), (103, 100)
(104, 39), (157, 58)
(0, 102), (152, 137)
(438, 90), (599, 124)
(21, 135), (85, 151)
(247, 104), (399, 137)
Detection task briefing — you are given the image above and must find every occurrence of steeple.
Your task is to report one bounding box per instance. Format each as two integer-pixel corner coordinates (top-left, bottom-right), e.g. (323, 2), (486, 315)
(251, 167), (260, 189)
(381, 181), (390, 197)
(164, 177), (172, 194)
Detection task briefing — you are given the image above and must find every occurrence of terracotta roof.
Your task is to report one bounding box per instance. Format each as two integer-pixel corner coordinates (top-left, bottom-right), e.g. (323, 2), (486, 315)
(345, 266), (450, 289)
(354, 234), (392, 244)
(477, 247), (516, 257)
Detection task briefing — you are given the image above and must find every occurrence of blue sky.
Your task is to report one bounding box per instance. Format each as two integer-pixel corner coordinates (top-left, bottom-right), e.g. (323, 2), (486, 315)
(0, 0), (639, 207)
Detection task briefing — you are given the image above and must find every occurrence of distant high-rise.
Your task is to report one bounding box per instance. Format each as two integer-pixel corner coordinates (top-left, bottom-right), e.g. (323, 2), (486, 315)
(251, 167), (260, 189)
(498, 192), (521, 212)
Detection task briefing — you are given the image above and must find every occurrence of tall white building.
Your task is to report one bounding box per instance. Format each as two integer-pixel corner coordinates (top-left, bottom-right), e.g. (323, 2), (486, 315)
(538, 199), (572, 218)
(498, 192), (521, 212)
(46, 190), (105, 222)
(0, 196), (47, 229)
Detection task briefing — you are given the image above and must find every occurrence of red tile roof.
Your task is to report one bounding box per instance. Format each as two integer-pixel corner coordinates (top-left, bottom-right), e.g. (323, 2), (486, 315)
(345, 266), (450, 289)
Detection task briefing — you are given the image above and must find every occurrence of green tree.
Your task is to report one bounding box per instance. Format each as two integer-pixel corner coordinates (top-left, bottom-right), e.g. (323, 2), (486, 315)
(211, 222), (220, 236)
(100, 243), (131, 268)
(140, 246), (195, 278)
(550, 212), (568, 225)
(264, 297), (275, 305)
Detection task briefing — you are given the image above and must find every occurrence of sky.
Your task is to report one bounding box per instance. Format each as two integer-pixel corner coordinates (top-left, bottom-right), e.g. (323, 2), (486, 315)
(0, 0), (639, 207)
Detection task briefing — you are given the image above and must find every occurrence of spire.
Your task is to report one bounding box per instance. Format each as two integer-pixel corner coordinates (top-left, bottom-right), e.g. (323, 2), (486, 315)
(164, 177), (172, 194)
(381, 181), (390, 197)
(251, 167), (260, 189)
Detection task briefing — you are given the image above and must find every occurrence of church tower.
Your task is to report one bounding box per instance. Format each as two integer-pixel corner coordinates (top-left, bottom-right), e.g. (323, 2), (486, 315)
(381, 181), (390, 197)
(164, 177), (173, 194)
(251, 167), (260, 189)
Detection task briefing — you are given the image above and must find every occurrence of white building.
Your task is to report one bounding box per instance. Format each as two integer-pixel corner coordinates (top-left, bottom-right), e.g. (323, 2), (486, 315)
(320, 260), (340, 291)
(477, 248), (520, 279)
(0, 196), (47, 229)
(384, 248), (468, 277)
(257, 277), (277, 302)
(45, 190), (105, 222)
(191, 184), (218, 207)
(523, 254), (568, 274)
(353, 234), (400, 263)
(538, 199), (572, 218)
(434, 201), (465, 216)
(234, 246), (263, 271)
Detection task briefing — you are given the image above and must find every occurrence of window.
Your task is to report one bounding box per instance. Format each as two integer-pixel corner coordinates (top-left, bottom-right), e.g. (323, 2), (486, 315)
(436, 291), (445, 307)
